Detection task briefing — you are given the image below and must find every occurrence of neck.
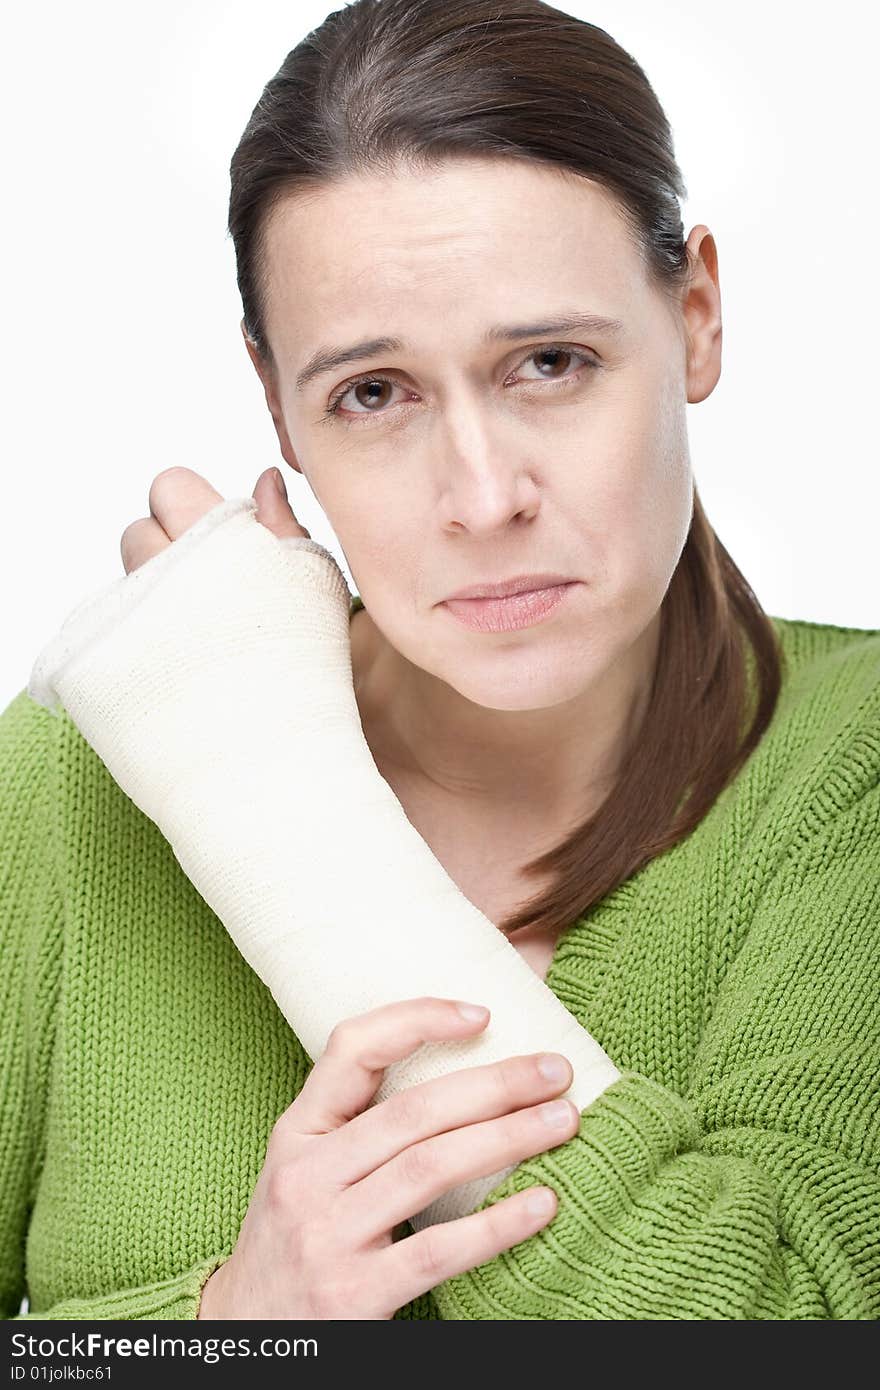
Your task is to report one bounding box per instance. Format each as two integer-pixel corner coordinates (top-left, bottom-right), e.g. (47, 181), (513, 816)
(350, 607), (660, 826)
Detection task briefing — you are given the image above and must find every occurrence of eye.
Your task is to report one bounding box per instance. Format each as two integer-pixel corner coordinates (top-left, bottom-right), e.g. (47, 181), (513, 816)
(322, 343), (598, 424)
(516, 345), (594, 383)
(325, 376), (409, 420)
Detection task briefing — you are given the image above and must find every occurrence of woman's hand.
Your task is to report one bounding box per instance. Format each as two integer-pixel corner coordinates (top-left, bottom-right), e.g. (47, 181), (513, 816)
(197, 996), (579, 1320)
(119, 466), (308, 574)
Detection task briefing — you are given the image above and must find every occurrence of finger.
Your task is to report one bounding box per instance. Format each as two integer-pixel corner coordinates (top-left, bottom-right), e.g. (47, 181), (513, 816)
(252, 466), (311, 541)
(317, 1048), (573, 1190)
(120, 515), (171, 575)
(341, 1088), (578, 1244)
(148, 466), (225, 541)
(377, 1185), (559, 1309)
(272, 998), (491, 1145)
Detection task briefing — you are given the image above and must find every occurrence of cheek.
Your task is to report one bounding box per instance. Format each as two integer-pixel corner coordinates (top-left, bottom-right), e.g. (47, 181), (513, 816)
(571, 375), (691, 603)
(647, 375), (694, 558)
(330, 509), (423, 616)
(625, 448), (693, 606)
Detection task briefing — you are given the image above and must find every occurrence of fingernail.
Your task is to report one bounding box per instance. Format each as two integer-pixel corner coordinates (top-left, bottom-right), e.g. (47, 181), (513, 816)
(526, 1188), (555, 1216)
(540, 1100), (574, 1127)
(456, 1003), (488, 1022)
(273, 467), (288, 498)
(537, 1054), (569, 1083)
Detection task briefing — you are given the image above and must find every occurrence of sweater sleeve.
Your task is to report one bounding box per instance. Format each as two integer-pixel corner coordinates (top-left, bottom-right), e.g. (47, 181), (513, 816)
(9, 1258), (229, 1321)
(0, 690), (230, 1321)
(431, 784), (880, 1320)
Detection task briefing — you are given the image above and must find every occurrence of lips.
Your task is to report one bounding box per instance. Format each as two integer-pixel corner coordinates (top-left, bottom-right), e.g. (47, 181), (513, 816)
(441, 581), (577, 634)
(444, 572), (574, 601)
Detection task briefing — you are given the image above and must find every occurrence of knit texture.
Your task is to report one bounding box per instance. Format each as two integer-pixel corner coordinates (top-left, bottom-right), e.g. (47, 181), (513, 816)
(1, 603), (878, 1319)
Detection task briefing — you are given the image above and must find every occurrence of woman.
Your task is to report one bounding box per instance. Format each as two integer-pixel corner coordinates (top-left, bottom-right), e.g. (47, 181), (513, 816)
(2, 0), (878, 1320)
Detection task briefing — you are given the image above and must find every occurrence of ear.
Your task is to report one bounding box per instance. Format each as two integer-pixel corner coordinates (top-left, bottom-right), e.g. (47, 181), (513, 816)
(240, 319), (304, 476)
(680, 226), (722, 405)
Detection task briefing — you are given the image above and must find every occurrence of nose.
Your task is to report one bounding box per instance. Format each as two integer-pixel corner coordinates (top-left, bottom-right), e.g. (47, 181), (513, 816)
(437, 411), (541, 536)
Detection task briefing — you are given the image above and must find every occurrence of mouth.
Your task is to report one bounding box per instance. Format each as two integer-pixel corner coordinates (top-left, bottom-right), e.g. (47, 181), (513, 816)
(441, 581), (578, 634)
(444, 572), (574, 601)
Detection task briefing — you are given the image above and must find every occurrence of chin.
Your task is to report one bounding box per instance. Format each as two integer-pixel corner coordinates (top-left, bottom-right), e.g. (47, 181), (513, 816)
(443, 652), (598, 714)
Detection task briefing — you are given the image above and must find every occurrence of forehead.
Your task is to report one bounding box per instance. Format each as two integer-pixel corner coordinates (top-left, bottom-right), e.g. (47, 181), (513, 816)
(260, 158), (646, 370)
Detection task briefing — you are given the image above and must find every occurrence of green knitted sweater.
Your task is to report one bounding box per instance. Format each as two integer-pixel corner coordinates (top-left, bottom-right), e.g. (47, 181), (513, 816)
(2, 604), (879, 1320)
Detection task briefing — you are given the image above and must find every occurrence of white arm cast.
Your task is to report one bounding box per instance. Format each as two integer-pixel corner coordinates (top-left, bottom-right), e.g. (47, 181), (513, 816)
(28, 497), (620, 1230)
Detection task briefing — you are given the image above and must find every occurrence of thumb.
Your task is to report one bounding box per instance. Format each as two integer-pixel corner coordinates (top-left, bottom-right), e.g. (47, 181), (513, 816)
(253, 467), (311, 541)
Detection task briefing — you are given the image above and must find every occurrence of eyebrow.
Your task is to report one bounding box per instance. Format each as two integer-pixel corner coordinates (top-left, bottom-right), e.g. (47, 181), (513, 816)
(294, 310), (625, 392)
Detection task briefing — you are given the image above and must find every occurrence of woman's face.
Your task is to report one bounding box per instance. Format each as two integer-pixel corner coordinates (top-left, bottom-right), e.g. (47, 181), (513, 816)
(248, 156), (720, 714)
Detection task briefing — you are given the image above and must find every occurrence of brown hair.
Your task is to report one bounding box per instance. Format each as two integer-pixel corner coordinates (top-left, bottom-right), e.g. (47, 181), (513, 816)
(227, 0), (784, 939)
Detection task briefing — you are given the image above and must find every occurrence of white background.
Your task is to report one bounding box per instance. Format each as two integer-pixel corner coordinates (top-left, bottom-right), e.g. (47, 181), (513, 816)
(2, 0), (877, 712)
